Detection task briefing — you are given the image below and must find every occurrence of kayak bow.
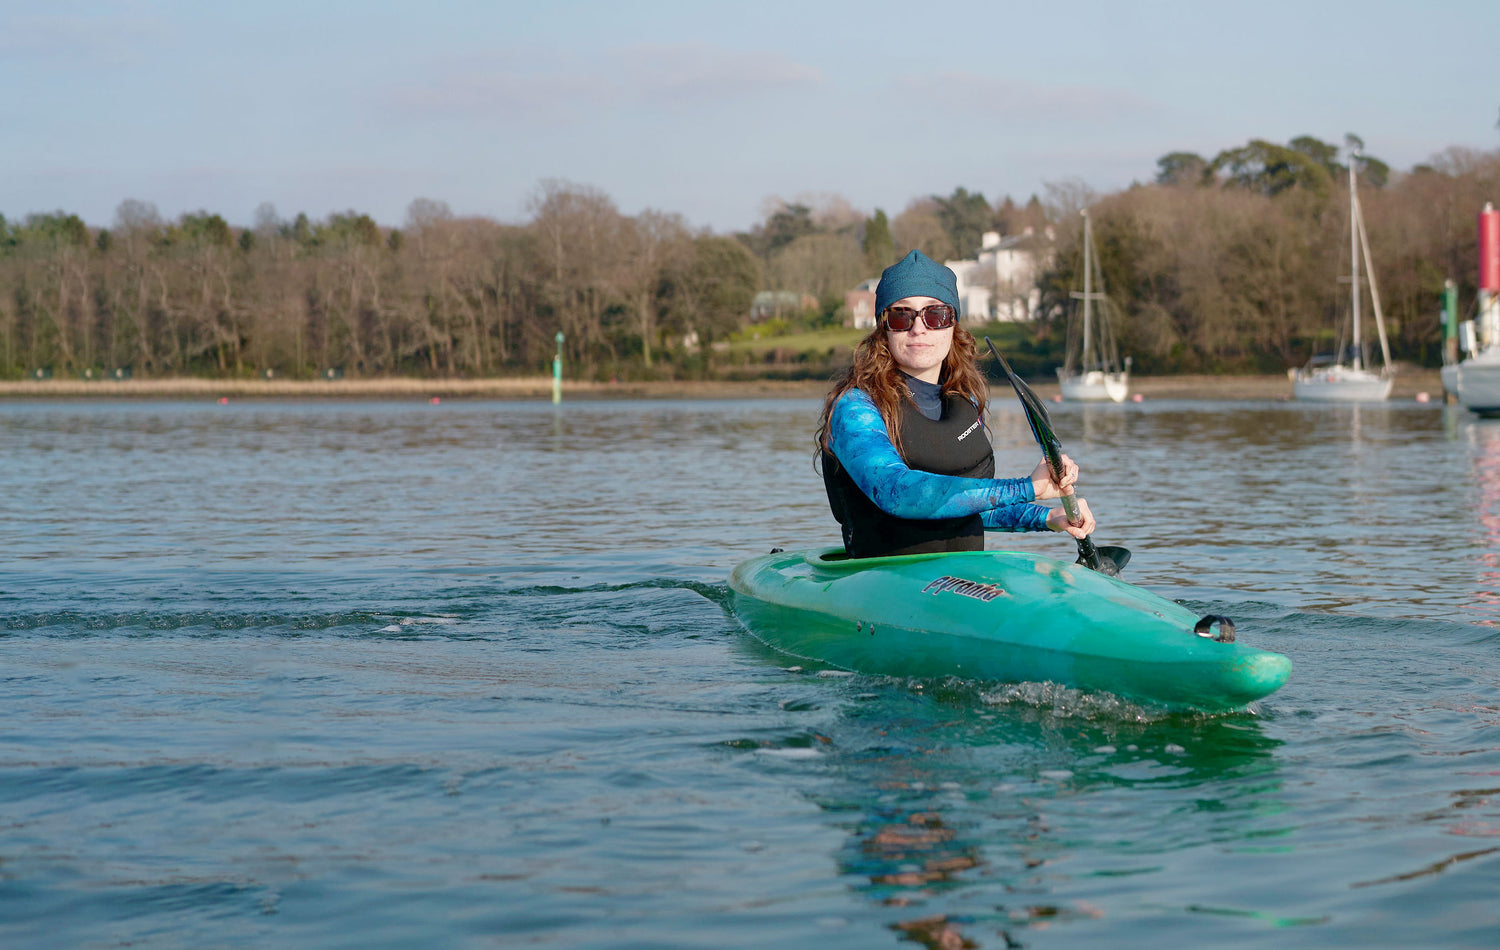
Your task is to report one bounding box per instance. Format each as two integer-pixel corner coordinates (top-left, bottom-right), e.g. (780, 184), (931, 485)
(728, 547), (1291, 711)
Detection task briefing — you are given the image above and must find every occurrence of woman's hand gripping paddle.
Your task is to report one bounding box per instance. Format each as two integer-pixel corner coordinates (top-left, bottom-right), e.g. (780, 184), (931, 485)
(985, 337), (1130, 576)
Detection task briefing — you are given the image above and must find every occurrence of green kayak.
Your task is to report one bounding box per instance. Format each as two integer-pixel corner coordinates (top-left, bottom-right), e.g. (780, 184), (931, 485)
(728, 547), (1291, 711)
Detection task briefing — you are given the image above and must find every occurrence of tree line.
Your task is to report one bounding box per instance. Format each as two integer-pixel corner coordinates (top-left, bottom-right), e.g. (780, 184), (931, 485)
(0, 185), (761, 381)
(1064, 135), (1499, 372)
(2, 135), (1497, 381)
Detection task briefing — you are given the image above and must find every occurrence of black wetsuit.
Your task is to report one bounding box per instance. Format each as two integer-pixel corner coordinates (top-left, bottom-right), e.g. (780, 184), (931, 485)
(822, 377), (1048, 559)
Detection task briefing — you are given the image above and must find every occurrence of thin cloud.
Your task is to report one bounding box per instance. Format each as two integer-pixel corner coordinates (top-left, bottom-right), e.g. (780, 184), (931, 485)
(0, 8), (168, 63)
(615, 43), (823, 104)
(889, 71), (1159, 124)
(388, 43), (824, 122)
(391, 67), (620, 121)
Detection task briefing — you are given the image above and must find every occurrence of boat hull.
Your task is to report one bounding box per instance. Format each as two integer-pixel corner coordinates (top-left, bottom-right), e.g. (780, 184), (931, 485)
(1057, 370), (1129, 403)
(1456, 354), (1500, 415)
(1292, 365), (1392, 402)
(728, 548), (1291, 711)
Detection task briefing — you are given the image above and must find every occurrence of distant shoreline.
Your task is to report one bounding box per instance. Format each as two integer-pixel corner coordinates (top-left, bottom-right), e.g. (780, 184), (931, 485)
(0, 370), (1448, 402)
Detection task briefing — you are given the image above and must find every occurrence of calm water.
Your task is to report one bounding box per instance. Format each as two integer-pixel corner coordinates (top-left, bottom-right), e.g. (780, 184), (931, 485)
(2, 395), (1498, 948)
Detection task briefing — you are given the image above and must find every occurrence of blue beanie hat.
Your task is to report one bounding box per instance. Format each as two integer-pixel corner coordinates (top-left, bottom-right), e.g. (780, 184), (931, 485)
(874, 249), (960, 317)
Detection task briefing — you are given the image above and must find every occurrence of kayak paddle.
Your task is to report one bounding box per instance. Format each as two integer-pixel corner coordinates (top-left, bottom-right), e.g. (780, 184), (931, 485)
(985, 337), (1130, 576)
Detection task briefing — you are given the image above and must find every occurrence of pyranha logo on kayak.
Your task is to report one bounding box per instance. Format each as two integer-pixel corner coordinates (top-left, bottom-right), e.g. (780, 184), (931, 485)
(921, 575), (1005, 602)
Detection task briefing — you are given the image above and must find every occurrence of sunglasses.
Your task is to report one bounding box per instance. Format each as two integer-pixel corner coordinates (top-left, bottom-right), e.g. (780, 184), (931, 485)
(884, 304), (957, 331)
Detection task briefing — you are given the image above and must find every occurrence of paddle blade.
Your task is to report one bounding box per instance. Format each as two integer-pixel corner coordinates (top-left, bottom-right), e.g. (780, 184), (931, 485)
(1074, 541), (1128, 577)
(1095, 545), (1132, 575)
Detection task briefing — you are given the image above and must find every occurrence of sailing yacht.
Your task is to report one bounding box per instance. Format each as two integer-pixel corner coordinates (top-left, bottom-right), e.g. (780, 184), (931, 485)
(1292, 149), (1393, 402)
(1057, 209), (1130, 402)
(1452, 204), (1500, 414)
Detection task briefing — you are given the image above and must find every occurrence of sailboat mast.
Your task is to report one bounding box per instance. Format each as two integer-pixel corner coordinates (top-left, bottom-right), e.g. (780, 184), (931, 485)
(1354, 191), (1393, 373)
(1081, 210), (1094, 370)
(1349, 151), (1363, 371)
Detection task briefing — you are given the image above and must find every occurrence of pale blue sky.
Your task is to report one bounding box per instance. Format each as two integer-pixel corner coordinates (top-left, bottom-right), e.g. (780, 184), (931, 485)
(3, 0), (1496, 233)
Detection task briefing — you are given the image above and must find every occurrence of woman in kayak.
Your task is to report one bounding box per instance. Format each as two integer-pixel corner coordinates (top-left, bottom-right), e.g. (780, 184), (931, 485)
(816, 249), (1096, 559)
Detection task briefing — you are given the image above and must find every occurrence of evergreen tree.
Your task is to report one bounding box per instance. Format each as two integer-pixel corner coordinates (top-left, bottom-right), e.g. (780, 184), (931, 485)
(862, 209), (893, 272)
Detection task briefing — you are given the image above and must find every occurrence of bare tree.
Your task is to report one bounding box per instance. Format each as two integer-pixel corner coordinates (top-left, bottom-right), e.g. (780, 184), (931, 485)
(769, 232), (865, 302)
(890, 199), (956, 262)
(527, 179), (629, 370)
(620, 210), (690, 369)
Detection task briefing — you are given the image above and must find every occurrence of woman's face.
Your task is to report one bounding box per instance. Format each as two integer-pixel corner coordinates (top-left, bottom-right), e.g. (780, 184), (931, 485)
(884, 295), (953, 384)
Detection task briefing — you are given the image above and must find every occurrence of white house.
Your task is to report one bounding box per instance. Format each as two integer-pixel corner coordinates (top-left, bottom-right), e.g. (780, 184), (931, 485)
(944, 230), (1048, 324)
(944, 258), (993, 324)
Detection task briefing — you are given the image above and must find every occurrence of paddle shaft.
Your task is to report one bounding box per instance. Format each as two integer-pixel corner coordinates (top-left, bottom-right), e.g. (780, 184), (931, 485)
(1038, 432), (1106, 572)
(1048, 478), (1102, 568)
(1034, 433), (1085, 526)
(984, 337), (1108, 572)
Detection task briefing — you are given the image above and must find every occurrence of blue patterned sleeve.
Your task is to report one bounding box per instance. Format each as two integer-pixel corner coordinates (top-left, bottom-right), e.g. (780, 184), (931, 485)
(979, 504), (1051, 532)
(828, 390), (1051, 531)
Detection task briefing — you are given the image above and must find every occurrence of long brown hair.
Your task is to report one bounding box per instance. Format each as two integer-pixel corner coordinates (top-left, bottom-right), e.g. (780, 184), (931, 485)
(814, 322), (989, 461)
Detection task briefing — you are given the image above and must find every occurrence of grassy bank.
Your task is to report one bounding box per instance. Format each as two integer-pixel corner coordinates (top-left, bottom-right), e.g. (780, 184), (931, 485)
(727, 326), (866, 354)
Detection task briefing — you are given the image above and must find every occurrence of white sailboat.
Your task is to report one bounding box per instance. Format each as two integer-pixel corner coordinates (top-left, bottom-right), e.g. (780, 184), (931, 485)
(1057, 209), (1130, 402)
(1453, 204), (1500, 414)
(1292, 148), (1393, 402)
(1452, 345), (1500, 414)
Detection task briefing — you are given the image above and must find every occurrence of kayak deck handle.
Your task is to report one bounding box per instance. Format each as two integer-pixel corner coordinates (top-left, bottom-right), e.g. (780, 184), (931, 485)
(1194, 615), (1236, 643)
